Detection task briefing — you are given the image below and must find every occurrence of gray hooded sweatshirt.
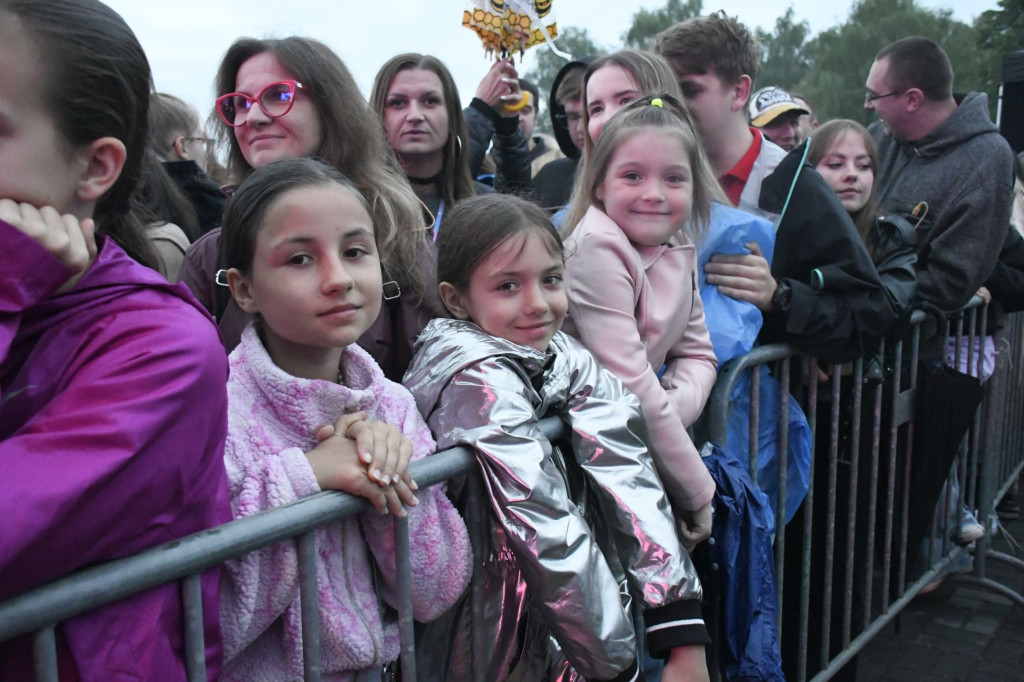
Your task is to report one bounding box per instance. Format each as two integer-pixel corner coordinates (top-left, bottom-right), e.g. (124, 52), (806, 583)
(871, 92), (1014, 312)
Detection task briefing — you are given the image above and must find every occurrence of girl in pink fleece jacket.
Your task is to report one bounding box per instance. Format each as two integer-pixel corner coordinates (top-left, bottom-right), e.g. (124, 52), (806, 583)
(218, 157), (471, 682)
(562, 94), (721, 553)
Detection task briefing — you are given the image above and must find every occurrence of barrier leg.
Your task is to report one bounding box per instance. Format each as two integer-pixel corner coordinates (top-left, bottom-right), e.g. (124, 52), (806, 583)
(181, 573), (207, 682)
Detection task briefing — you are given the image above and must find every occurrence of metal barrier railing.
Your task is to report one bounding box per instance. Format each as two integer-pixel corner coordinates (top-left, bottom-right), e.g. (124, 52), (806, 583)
(704, 302), (1024, 681)
(1, 309), (1021, 682)
(0, 421), (567, 682)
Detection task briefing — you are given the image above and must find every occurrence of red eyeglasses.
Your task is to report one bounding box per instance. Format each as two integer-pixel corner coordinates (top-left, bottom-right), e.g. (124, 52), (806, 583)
(216, 80), (305, 127)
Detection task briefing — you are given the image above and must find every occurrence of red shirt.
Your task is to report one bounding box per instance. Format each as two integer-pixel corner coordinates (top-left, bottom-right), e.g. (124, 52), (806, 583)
(719, 128), (763, 207)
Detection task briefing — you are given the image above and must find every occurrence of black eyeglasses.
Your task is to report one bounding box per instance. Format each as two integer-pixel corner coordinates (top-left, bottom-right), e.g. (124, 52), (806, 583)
(216, 80), (305, 127)
(864, 89), (904, 104)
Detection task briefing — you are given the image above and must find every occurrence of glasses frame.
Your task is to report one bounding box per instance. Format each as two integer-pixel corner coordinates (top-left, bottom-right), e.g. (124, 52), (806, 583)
(864, 89), (904, 104)
(216, 80), (305, 127)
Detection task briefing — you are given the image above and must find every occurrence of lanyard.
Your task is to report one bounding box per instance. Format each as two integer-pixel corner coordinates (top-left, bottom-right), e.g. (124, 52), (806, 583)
(432, 199), (446, 241)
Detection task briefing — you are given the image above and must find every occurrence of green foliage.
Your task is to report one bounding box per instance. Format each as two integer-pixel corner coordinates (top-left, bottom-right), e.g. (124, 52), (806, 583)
(622, 0), (703, 49)
(973, 0), (1024, 103)
(521, 0), (1009, 134)
(755, 7), (812, 90)
(522, 26), (605, 134)
(798, 0), (987, 124)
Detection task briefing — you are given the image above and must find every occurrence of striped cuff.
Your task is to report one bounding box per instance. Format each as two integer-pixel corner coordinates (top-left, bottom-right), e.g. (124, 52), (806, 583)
(645, 598), (711, 658)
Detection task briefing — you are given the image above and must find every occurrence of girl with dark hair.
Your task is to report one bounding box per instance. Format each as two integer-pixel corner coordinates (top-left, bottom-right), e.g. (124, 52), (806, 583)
(0, 1), (231, 680)
(218, 157), (470, 681)
(404, 193), (709, 682)
(180, 36), (441, 380)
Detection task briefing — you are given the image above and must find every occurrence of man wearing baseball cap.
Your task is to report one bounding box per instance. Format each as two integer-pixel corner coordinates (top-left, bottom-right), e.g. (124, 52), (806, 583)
(748, 85), (811, 151)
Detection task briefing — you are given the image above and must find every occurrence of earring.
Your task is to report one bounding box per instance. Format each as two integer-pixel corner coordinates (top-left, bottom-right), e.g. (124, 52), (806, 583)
(382, 263), (401, 300)
(454, 134), (463, 156)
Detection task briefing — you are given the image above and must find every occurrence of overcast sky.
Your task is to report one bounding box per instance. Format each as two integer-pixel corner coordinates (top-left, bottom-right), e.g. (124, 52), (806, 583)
(103, 0), (997, 128)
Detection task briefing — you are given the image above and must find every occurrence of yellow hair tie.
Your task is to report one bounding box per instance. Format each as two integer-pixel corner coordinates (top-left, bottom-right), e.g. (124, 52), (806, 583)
(651, 98), (664, 108)
(503, 90), (531, 113)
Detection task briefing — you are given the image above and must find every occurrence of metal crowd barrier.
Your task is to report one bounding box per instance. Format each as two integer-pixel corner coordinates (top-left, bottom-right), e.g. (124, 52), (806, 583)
(0, 422), (566, 682)
(2, 307), (1022, 682)
(705, 302), (1024, 681)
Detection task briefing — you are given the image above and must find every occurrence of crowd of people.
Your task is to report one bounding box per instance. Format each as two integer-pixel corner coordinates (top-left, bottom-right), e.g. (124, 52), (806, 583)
(1, 1), (1020, 681)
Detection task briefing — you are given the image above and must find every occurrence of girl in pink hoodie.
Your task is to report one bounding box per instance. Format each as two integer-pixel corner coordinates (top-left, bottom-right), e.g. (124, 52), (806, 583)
(218, 157), (471, 682)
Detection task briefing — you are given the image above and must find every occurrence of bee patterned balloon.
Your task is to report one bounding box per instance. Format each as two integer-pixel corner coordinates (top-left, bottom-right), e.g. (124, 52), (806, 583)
(462, 0), (562, 61)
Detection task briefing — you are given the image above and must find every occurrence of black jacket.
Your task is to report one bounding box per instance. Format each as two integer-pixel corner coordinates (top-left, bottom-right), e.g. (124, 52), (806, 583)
(871, 213), (919, 336)
(465, 98), (531, 195)
(162, 160), (227, 236)
(758, 144), (894, 364)
(531, 57), (593, 211)
(984, 223), (1024, 315)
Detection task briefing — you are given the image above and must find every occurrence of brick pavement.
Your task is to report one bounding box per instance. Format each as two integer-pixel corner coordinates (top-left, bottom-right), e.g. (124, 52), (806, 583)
(856, 514), (1024, 681)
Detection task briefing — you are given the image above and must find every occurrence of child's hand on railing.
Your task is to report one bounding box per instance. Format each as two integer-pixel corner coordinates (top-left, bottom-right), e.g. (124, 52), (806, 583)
(308, 412), (419, 516)
(676, 501), (713, 553)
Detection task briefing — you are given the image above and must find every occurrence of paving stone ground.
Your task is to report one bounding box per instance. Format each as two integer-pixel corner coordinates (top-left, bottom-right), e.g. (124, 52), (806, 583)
(856, 512), (1024, 681)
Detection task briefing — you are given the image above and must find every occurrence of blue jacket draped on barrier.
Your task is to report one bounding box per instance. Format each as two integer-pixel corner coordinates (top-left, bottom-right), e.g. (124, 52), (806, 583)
(704, 442), (785, 681)
(697, 203), (812, 526)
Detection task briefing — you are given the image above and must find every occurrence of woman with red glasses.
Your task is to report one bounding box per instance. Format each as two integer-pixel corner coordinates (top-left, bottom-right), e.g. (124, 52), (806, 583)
(179, 36), (441, 381)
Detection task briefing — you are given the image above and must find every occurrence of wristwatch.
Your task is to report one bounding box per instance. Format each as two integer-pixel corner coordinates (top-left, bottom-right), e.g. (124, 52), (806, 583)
(770, 279), (792, 313)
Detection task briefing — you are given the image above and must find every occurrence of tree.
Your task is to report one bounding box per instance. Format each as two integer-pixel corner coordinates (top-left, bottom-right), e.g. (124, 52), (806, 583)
(755, 7), (812, 91)
(973, 0), (1024, 109)
(622, 0), (703, 49)
(522, 26), (605, 134)
(796, 0), (981, 124)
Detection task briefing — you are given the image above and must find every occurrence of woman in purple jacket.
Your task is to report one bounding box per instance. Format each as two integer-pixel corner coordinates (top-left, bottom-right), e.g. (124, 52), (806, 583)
(0, 1), (231, 680)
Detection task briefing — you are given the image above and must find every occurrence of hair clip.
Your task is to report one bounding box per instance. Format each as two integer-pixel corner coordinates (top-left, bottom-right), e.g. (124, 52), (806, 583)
(651, 98), (664, 108)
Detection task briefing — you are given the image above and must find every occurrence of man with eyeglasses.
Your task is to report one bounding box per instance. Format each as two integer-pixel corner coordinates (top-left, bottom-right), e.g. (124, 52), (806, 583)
(865, 35), (1015, 612)
(531, 58), (592, 218)
(867, 35), (1014, 312)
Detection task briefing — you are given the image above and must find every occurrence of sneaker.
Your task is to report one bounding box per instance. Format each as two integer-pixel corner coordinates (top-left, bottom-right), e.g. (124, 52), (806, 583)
(953, 508), (985, 545)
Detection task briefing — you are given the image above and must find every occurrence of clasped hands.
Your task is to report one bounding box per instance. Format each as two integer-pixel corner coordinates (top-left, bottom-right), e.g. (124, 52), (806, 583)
(306, 412), (418, 517)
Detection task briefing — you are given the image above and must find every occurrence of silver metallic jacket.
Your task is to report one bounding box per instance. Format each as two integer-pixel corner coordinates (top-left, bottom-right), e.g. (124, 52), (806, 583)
(404, 319), (707, 682)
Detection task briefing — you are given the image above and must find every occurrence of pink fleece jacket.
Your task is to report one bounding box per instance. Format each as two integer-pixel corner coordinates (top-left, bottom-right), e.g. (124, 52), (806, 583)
(221, 325), (472, 682)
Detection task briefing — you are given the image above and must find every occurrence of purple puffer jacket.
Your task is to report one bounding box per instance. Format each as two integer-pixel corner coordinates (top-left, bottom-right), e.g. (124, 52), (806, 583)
(0, 219), (232, 681)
